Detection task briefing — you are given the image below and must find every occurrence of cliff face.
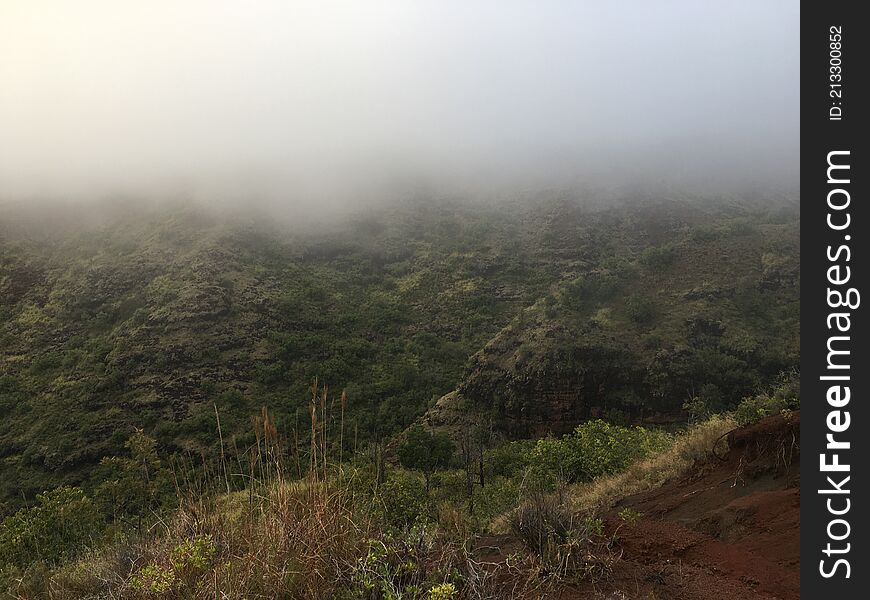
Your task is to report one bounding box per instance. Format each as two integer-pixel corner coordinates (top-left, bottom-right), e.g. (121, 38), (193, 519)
(420, 209), (800, 440)
(456, 327), (633, 437)
(423, 323), (662, 440)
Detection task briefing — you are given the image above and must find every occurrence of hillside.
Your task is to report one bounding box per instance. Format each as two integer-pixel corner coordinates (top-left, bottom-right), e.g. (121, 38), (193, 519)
(0, 196), (798, 513)
(423, 204), (799, 438)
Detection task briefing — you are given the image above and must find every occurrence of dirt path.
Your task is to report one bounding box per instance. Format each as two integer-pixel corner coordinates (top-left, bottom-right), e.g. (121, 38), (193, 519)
(477, 413), (800, 599)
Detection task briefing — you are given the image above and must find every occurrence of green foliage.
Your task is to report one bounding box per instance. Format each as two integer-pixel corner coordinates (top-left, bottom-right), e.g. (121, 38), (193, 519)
(427, 582), (458, 599)
(127, 535), (216, 596)
(397, 426), (455, 489)
(485, 440), (536, 478)
(624, 294), (656, 325)
(617, 507), (642, 525)
(560, 273), (622, 312)
(171, 534), (216, 572)
(129, 564), (176, 595)
(91, 431), (175, 523)
(690, 225), (721, 242)
(0, 486), (103, 568)
(379, 471), (433, 530)
(527, 421), (672, 488)
(682, 396), (712, 424)
(0, 194), (799, 597)
(639, 243), (677, 269)
(0, 199), (799, 517)
(350, 534), (453, 600)
(733, 374), (800, 426)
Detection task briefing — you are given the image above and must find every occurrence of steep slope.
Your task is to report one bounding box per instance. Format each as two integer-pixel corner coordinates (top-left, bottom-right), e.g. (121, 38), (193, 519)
(592, 412), (800, 599)
(423, 207), (799, 438)
(0, 201), (550, 509)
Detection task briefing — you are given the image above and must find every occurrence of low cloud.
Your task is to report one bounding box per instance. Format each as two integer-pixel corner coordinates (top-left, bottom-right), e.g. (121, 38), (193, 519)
(0, 1), (799, 211)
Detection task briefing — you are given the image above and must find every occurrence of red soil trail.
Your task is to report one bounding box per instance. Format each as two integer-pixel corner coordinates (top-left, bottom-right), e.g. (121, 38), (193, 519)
(474, 413), (800, 598)
(567, 412), (800, 600)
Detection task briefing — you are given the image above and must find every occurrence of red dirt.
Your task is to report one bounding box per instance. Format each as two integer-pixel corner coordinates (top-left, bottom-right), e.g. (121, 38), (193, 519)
(478, 412), (800, 599)
(572, 412), (800, 600)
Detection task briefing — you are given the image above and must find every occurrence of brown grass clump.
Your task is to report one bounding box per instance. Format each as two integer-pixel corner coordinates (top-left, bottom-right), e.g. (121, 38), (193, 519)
(507, 495), (574, 556)
(31, 481), (367, 600)
(507, 495), (618, 585)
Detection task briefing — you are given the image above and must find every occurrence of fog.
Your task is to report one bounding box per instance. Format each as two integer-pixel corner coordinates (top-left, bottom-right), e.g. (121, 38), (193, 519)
(0, 1), (799, 213)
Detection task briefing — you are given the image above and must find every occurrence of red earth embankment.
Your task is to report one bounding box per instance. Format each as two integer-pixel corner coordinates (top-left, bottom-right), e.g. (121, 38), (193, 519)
(584, 412), (800, 599)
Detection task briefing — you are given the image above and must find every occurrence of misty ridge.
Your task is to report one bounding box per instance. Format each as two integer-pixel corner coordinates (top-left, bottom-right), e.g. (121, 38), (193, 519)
(1, 0), (798, 221)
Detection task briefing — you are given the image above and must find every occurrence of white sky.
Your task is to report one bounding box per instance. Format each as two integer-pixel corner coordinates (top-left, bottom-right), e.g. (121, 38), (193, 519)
(0, 1), (799, 205)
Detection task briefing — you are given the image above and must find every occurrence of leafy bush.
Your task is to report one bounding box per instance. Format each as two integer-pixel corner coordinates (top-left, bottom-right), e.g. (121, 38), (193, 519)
(485, 439), (536, 478)
(617, 507), (642, 525)
(91, 430), (175, 523)
(171, 534), (216, 587)
(379, 471), (433, 530)
(130, 564), (176, 595)
(427, 582), (458, 600)
(640, 244), (677, 269)
(527, 420), (672, 488)
(625, 294), (657, 325)
(734, 374), (800, 426)
(0, 486), (104, 568)
(682, 396), (712, 423)
(397, 425), (454, 491)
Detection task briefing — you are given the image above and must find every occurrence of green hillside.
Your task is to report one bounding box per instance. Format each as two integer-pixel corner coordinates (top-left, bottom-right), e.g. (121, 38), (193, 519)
(431, 202), (799, 437)
(0, 196), (798, 513)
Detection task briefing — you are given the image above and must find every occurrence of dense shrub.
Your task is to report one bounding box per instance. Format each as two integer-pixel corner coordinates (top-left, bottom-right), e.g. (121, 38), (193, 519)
(625, 294), (657, 325)
(734, 373), (800, 426)
(380, 471), (433, 530)
(639, 243), (677, 269)
(397, 426), (454, 491)
(527, 420), (672, 488)
(0, 487), (104, 568)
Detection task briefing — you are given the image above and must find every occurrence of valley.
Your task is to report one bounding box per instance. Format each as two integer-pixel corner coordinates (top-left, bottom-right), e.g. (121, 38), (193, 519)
(0, 194), (800, 598)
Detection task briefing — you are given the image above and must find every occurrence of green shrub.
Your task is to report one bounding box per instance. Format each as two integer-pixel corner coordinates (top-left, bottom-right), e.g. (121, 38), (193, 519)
(682, 396), (712, 423)
(625, 294), (657, 325)
(397, 425), (454, 491)
(379, 471), (432, 530)
(733, 373), (800, 426)
(168, 534), (216, 591)
(527, 420), (672, 487)
(617, 507), (642, 525)
(172, 534), (216, 572)
(0, 486), (104, 568)
(130, 564), (176, 595)
(427, 582), (458, 599)
(640, 244), (677, 269)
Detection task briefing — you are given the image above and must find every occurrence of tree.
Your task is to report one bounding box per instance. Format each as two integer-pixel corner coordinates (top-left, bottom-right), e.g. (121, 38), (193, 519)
(397, 425), (454, 492)
(92, 430), (172, 528)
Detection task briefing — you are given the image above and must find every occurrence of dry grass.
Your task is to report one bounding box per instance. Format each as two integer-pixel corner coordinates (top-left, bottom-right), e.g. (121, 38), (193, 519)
(22, 481), (366, 600)
(488, 414), (736, 536)
(6, 411), (737, 600)
(568, 414), (736, 513)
